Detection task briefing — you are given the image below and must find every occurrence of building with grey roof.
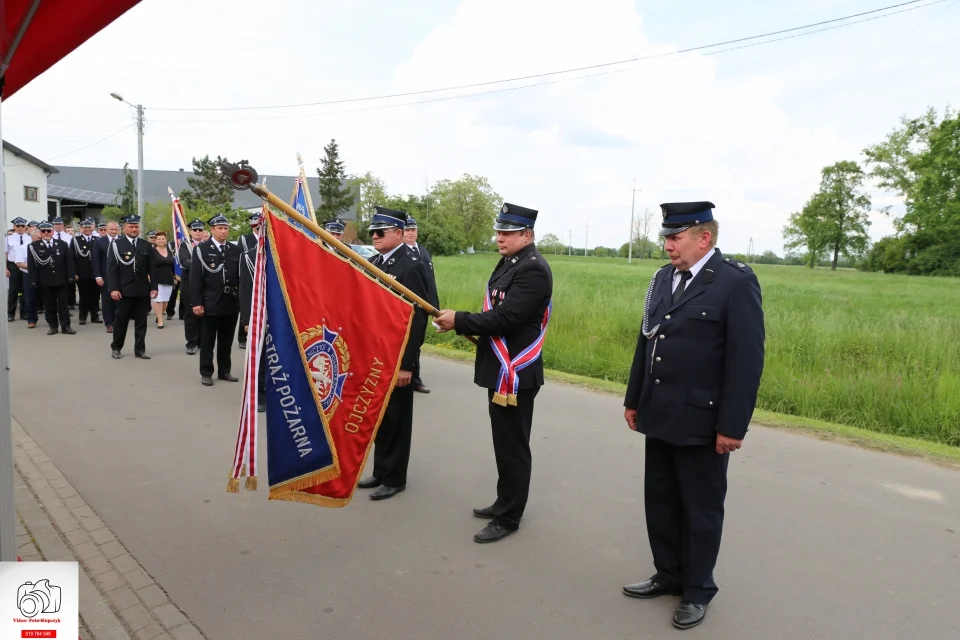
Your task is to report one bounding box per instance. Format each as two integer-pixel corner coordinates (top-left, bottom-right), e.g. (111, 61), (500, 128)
(46, 165), (357, 223)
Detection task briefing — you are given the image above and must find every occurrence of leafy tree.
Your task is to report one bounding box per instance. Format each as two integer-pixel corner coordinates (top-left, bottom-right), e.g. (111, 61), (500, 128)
(537, 233), (564, 254)
(115, 162), (137, 216)
(100, 205), (123, 222)
(178, 155), (235, 212)
(315, 139), (355, 221)
(783, 161), (871, 270)
(430, 174), (501, 250)
(862, 106), (960, 275)
(348, 171), (387, 238)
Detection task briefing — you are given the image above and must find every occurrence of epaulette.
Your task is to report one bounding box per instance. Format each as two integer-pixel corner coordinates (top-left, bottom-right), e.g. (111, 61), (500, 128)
(722, 257), (752, 272)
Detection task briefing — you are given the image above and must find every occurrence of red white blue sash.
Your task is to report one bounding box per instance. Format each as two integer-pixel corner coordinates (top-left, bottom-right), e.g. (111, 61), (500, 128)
(483, 288), (552, 407)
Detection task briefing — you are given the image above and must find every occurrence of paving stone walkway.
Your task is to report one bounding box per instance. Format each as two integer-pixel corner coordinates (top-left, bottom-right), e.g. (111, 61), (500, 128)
(12, 417), (204, 640)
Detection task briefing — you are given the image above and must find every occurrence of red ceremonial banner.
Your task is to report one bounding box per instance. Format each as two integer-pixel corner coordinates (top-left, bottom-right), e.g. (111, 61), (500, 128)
(265, 213), (415, 507)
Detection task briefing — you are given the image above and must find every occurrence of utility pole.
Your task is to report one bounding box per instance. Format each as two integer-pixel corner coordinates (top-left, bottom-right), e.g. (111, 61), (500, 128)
(628, 180), (641, 264)
(110, 92), (145, 230)
(568, 229), (572, 256)
(748, 237), (754, 262)
(584, 222), (589, 257)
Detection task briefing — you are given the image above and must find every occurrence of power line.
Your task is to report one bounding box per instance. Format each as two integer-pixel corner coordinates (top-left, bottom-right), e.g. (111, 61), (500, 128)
(45, 124), (134, 160)
(148, 0), (938, 113)
(143, 0), (947, 125)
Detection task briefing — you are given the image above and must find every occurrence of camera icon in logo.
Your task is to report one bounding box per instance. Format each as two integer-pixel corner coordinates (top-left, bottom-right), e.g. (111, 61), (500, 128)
(17, 579), (61, 618)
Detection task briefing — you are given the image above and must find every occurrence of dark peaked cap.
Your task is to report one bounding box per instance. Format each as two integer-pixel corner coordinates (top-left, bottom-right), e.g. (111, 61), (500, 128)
(658, 201), (715, 236)
(494, 203), (538, 231)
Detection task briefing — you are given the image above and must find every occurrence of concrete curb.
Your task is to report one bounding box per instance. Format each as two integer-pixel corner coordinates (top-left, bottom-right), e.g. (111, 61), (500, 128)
(12, 416), (206, 640)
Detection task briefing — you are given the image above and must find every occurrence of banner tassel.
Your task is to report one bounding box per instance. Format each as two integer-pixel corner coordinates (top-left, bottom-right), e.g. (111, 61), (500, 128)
(492, 392), (508, 407)
(227, 477), (240, 493)
(245, 476), (258, 491)
(507, 394), (518, 406)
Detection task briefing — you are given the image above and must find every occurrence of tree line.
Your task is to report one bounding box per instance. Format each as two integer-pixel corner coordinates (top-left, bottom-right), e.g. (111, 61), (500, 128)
(783, 106), (959, 276)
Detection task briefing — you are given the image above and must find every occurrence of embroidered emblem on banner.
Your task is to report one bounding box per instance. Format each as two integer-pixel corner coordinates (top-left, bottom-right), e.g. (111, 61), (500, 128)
(301, 324), (351, 419)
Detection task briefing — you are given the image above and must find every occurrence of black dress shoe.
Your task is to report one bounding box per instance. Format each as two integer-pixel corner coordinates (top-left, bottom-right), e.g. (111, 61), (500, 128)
(473, 522), (516, 543)
(370, 484), (404, 500)
(414, 383), (430, 393)
(356, 476), (381, 489)
(111, 350), (122, 359)
(622, 579), (683, 599)
(201, 376), (214, 386)
(91, 318), (103, 324)
(257, 402), (266, 413)
(473, 505), (495, 519)
(218, 373), (239, 382)
(79, 320), (86, 325)
(47, 328), (58, 335)
(186, 346), (197, 355)
(61, 327), (76, 335)
(239, 341), (246, 350)
(672, 601), (707, 630)
(135, 352), (150, 359)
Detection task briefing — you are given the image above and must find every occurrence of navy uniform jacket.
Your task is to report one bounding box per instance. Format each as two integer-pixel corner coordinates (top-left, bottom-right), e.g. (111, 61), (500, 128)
(410, 242), (439, 307)
(371, 245), (430, 371)
(27, 239), (74, 287)
(106, 236), (157, 298)
(188, 238), (242, 316)
(72, 234), (97, 280)
(454, 243), (553, 390)
(92, 236), (112, 281)
(624, 249), (765, 446)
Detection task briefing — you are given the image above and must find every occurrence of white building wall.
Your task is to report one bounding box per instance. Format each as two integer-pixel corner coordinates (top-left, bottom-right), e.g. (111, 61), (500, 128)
(3, 147), (48, 224)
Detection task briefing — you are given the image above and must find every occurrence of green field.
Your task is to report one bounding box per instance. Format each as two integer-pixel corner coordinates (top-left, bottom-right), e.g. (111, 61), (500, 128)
(426, 252), (960, 447)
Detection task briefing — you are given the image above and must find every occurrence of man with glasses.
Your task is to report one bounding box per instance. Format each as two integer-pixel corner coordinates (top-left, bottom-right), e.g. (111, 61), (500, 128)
(93, 220), (120, 333)
(11, 227), (40, 328)
(72, 218), (101, 325)
(106, 214), (158, 359)
(51, 217), (77, 310)
(403, 215), (437, 394)
(27, 221), (76, 335)
(6, 216), (30, 321)
(179, 218), (206, 355)
(356, 207), (430, 501)
(434, 203), (553, 543)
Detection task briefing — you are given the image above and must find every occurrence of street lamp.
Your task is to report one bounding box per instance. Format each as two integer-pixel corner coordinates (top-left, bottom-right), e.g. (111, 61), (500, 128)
(110, 92), (144, 226)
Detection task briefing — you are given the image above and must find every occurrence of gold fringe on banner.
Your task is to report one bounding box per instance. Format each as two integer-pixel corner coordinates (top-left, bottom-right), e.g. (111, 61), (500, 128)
(245, 476), (258, 491)
(492, 392), (508, 407)
(227, 477), (240, 493)
(507, 394), (518, 406)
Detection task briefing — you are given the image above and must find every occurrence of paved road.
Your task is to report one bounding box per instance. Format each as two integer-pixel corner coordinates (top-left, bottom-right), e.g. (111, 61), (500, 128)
(8, 317), (960, 640)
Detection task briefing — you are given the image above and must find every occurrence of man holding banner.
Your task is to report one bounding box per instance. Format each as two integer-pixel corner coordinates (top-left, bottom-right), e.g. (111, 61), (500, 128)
(435, 203), (553, 543)
(356, 207), (431, 501)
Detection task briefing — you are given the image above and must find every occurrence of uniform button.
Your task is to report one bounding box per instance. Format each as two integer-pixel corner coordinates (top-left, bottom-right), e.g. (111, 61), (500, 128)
(664, 314), (671, 320)
(709, 401), (714, 406)
(659, 335), (665, 340)
(702, 311), (707, 316)
(655, 357), (661, 362)
(655, 379), (660, 384)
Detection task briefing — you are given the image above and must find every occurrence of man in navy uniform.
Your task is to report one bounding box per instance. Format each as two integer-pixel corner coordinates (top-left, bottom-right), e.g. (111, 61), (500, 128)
(189, 213), (242, 386)
(27, 221), (77, 335)
(107, 214), (158, 358)
(323, 218), (345, 243)
(621, 202), (764, 630)
(93, 220), (119, 333)
(434, 203), (553, 543)
(178, 218), (206, 354)
(356, 207), (430, 500)
(72, 218), (101, 325)
(403, 215), (438, 394)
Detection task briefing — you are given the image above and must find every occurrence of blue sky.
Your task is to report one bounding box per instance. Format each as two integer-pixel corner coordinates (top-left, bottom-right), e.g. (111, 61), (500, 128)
(4, 0), (958, 254)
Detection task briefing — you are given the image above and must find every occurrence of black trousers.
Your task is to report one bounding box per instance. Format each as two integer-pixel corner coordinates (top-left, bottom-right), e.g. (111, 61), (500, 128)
(7, 262), (23, 318)
(39, 285), (70, 330)
(199, 312), (238, 377)
(167, 282), (178, 318)
(181, 289), (200, 349)
(112, 295), (150, 354)
(487, 386), (540, 530)
(68, 279), (77, 307)
(237, 322), (248, 346)
(99, 284), (115, 327)
(372, 383), (415, 487)
(77, 278), (100, 321)
(644, 436), (730, 605)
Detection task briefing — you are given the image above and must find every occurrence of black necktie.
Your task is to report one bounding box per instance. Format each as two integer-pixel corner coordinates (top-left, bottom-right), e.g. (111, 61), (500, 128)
(673, 270), (692, 304)
(19, 235), (23, 245)
(372, 254), (382, 267)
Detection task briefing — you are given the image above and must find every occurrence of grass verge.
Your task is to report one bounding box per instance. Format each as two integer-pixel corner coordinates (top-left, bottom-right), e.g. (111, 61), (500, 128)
(421, 343), (960, 469)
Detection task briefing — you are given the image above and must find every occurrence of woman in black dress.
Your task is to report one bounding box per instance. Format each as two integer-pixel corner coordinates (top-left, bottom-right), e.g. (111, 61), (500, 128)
(150, 230), (176, 328)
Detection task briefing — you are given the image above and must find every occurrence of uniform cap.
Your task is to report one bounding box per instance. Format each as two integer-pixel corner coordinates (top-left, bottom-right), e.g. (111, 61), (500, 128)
(658, 201), (715, 237)
(188, 218), (205, 231)
(52, 216), (64, 224)
(324, 218), (345, 233)
(38, 221), (53, 230)
(11, 217), (27, 226)
(208, 214), (230, 227)
(121, 214), (142, 224)
(368, 206), (406, 231)
(494, 203), (538, 231)
(404, 215), (418, 229)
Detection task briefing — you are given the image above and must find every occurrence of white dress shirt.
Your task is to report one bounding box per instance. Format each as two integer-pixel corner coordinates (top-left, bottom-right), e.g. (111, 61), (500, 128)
(671, 247), (716, 294)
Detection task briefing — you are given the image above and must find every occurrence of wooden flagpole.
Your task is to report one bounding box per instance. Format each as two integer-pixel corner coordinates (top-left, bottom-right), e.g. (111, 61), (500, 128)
(297, 152), (317, 223)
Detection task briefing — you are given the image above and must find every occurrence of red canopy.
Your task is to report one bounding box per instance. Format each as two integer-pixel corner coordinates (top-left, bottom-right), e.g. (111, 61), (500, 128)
(1, 0), (142, 100)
